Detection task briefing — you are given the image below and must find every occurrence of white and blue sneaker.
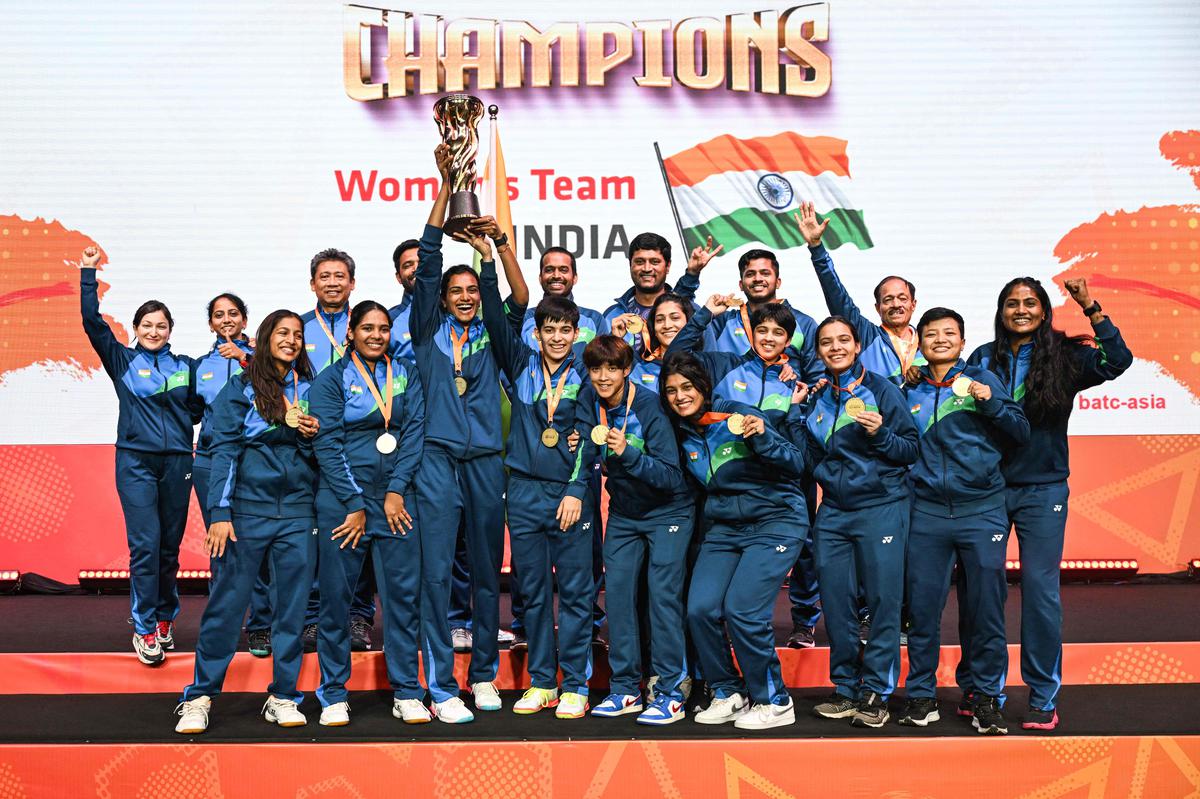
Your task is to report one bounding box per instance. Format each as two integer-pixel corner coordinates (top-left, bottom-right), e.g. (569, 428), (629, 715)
(590, 693), (643, 717)
(636, 694), (685, 726)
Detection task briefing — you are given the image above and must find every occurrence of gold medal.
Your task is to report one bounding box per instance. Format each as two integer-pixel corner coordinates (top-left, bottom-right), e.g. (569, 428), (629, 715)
(626, 316), (644, 334)
(727, 295), (745, 308)
(845, 397), (866, 418)
(590, 424), (610, 446)
(727, 413), (746, 435)
(952, 376), (973, 397)
(376, 433), (397, 454)
(541, 428), (560, 448)
(455, 376), (468, 396)
(284, 406), (302, 428)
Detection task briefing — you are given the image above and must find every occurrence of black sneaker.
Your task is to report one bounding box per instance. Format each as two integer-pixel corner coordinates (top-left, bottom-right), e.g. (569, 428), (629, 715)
(858, 616), (871, 646)
(1022, 707), (1059, 731)
(247, 629), (272, 658)
(510, 628), (528, 652)
(302, 623), (318, 654)
(813, 692), (858, 719)
(591, 630), (609, 652)
(850, 692), (889, 728)
(898, 697), (940, 727)
(350, 617), (373, 651)
(972, 695), (1008, 735)
(957, 690), (977, 717)
(786, 625), (816, 649)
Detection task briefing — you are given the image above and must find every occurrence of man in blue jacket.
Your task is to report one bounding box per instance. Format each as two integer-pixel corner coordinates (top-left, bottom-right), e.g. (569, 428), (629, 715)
(900, 307), (1030, 736)
(602, 232), (702, 346)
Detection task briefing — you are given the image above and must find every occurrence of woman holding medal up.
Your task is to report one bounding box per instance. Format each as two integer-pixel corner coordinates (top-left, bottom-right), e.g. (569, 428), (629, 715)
(308, 300), (427, 727)
(962, 277), (1131, 730)
(609, 292), (695, 394)
(174, 310), (320, 734)
(78, 246), (198, 667)
(660, 351), (808, 731)
(795, 318), (919, 728)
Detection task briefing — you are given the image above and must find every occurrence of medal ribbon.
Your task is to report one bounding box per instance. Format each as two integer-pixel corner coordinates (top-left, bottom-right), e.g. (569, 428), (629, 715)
(887, 327), (919, 374)
(598, 382), (637, 439)
(281, 370), (300, 416)
(830, 366), (866, 397)
(923, 365), (963, 388)
(449, 325), (470, 377)
(314, 306), (346, 359)
(697, 411), (733, 427)
(540, 356), (574, 428)
(350, 352), (393, 431)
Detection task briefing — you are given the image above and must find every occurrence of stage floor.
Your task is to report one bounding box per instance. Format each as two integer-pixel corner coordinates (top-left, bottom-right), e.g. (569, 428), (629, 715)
(3, 581), (1198, 652)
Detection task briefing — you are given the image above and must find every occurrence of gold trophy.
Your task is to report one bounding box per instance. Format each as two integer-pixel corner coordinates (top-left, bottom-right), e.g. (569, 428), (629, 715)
(433, 93), (485, 236)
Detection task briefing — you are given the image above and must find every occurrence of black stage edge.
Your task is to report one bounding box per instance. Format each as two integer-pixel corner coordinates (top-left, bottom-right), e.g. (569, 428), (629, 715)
(2, 583), (1199, 653)
(3, 686), (1199, 744)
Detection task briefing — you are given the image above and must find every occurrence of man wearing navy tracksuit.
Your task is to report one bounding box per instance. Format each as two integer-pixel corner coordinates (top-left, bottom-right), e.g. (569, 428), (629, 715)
(479, 256), (595, 717)
(409, 165), (507, 719)
(80, 266), (197, 659)
(575, 337), (694, 724)
(901, 307), (1029, 735)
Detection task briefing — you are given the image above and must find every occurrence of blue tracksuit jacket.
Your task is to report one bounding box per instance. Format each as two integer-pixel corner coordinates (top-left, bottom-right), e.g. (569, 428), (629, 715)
(967, 318), (1132, 486)
(696, 301), (822, 384)
(601, 272), (700, 348)
(301, 305), (350, 375)
(905, 362), (1030, 517)
(194, 337), (253, 467)
(808, 244), (926, 386)
(410, 224), (503, 459)
(206, 371), (317, 523)
(80, 267), (198, 454)
(387, 293), (415, 361)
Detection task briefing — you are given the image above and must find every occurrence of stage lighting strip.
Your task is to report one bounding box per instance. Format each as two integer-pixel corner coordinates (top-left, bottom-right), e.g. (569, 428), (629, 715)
(1004, 560), (1139, 570)
(78, 569), (211, 580)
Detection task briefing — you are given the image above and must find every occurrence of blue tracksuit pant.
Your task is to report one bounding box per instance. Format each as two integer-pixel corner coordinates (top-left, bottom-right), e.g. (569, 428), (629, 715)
(415, 448), (506, 701)
(956, 481), (1067, 710)
(448, 520), (529, 633)
(182, 515), (316, 703)
(507, 476), (594, 694)
(115, 450), (192, 635)
(689, 525), (800, 706)
(907, 505), (1009, 701)
(589, 465), (606, 631)
(304, 549), (377, 626)
(315, 498), (422, 706)
(195, 462), (272, 632)
(815, 499), (908, 699)
(604, 511), (693, 699)
(788, 480), (822, 628)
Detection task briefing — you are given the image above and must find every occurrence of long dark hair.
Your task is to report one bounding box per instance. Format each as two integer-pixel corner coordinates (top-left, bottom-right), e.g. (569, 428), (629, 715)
(659, 351), (713, 419)
(988, 277), (1084, 424)
(247, 310), (312, 425)
(649, 292), (694, 351)
(347, 300), (392, 358)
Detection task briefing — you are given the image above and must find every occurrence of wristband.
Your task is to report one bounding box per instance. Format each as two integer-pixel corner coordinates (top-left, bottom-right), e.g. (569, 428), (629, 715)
(492, 232), (509, 248)
(1083, 300), (1102, 316)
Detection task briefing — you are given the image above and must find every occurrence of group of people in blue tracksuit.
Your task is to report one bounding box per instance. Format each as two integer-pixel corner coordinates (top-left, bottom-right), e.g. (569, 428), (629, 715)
(80, 143), (1131, 736)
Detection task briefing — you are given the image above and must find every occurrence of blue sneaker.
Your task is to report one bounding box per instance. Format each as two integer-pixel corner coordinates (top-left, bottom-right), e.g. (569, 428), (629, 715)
(636, 694), (685, 726)
(590, 693), (643, 717)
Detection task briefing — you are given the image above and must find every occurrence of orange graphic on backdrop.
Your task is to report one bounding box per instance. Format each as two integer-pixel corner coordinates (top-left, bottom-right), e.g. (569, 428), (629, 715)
(0, 216), (124, 379)
(1051, 130), (1200, 394)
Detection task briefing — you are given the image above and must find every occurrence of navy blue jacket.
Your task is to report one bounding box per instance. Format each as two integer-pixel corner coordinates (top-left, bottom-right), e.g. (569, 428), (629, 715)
(968, 317), (1132, 486)
(793, 363), (919, 510)
(301, 305), (350, 375)
(694, 301), (822, 384)
(194, 337), (253, 467)
(668, 305), (799, 427)
(206, 370), (317, 523)
(387, 293), (414, 361)
(675, 398), (808, 536)
(809, 244), (926, 386)
(905, 361), (1030, 517)
(80, 268), (198, 455)
(601, 271), (700, 349)
(309, 352), (424, 516)
(575, 382), (692, 520)
(480, 260), (590, 494)
(410, 224), (503, 460)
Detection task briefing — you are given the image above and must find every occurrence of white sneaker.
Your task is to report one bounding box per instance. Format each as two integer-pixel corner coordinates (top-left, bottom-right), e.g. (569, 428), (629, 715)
(451, 627), (473, 653)
(393, 699), (432, 724)
(133, 632), (165, 666)
(174, 696), (211, 734)
(695, 693), (750, 725)
(733, 699), (796, 730)
(497, 628), (516, 645)
(514, 687), (559, 715)
(432, 696), (475, 724)
(262, 695), (307, 727)
(556, 692), (589, 719)
(319, 701), (350, 727)
(470, 681), (502, 711)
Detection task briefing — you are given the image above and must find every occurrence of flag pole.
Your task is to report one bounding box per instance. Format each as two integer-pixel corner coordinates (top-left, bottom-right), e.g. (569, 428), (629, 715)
(653, 141), (690, 254)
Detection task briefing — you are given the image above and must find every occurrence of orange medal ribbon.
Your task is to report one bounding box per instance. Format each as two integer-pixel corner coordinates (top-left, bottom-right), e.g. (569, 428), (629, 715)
(598, 382), (637, 440)
(540, 356), (574, 428)
(449, 326), (470, 377)
(314, 306), (346, 359)
(350, 352), (393, 431)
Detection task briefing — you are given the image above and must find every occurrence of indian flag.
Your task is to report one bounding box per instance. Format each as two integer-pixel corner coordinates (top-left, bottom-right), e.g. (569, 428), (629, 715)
(662, 132), (872, 251)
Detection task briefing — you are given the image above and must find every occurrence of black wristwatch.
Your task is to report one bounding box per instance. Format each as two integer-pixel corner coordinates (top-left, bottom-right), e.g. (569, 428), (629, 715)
(1083, 300), (1102, 316)
(492, 232), (509, 248)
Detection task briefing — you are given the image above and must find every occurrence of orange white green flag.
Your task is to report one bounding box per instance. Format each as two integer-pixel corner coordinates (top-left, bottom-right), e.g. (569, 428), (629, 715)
(661, 131), (873, 251)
